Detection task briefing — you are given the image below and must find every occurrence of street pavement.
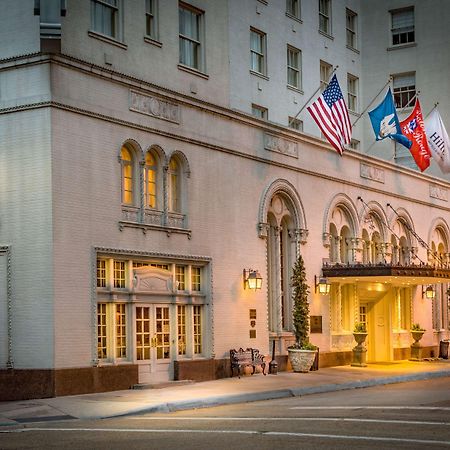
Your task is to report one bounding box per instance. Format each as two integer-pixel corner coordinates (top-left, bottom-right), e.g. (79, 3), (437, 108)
(1, 360), (449, 428)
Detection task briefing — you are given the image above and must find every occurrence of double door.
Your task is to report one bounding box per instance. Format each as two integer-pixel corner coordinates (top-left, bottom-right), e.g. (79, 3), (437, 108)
(135, 304), (172, 383)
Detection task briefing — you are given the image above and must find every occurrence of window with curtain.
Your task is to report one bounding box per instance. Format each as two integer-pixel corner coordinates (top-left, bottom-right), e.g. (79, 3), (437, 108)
(286, 0), (300, 19)
(91, 0), (120, 39)
(319, 0), (331, 35)
(179, 3), (203, 70)
(287, 46), (301, 89)
(250, 28), (266, 75)
(391, 8), (414, 45)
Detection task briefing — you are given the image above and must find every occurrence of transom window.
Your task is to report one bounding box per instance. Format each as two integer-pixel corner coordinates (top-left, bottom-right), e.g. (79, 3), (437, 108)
(250, 28), (266, 75)
(319, 0), (331, 35)
(347, 74), (358, 113)
(346, 8), (357, 49)
(191, 267), (201, 291)
(145, 0), (158, 39)
(287, 46), (301, 89)
(179, 3), (203, 70)
(393, 73), (416, 108)
(391, 8), (414, 46)
(286, 0), (300, 19)
(91, 0), (120, 39)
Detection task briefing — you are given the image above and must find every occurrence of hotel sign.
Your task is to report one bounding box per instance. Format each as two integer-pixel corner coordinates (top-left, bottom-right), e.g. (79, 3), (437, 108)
(360, 163), (385, 183)
(130, 90), (180, 123)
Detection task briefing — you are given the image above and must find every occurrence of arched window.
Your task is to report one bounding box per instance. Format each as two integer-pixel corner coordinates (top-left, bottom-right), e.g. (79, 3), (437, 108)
(121, 145), (135, 205)
(168, 158), (180, 213)
(144, 151), (158, 209)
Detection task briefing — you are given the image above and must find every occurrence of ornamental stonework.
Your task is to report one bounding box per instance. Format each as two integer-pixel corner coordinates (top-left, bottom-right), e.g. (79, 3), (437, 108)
(360, 163), (385, 183)
(430, 184), (448, 202)
(264, 133), (298, 158)
(130, 90), (180, 123)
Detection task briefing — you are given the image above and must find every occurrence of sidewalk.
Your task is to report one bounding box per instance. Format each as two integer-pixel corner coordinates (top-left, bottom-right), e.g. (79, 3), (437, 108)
(1, 360), (449, 427)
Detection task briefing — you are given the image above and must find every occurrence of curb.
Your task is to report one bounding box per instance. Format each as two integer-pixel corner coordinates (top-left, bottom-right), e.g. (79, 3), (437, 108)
(106, 369), (450, 419)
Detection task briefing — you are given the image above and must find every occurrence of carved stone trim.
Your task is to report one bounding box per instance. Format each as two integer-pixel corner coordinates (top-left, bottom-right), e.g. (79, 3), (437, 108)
(130, 90), (180, 124)
(430, 184), (448, 202)
(264, 133), (298, 158)
(360, 162), (385, 183)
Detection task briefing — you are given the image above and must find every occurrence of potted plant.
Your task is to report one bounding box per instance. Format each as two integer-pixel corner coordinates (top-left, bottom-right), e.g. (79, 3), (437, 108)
(351, 322), (368, 367)
(287, 255), (317, 373)
(410, 323), (425, 360)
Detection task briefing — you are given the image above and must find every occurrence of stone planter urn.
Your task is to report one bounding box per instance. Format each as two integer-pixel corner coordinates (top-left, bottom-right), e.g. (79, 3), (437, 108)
(410, 328), (425, 360)
(351, 332), (368, 367)
(288, 348), (317, 373)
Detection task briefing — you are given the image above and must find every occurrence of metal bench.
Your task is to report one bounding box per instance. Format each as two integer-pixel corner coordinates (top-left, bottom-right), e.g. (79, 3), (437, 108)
(230, 347), (266, 378)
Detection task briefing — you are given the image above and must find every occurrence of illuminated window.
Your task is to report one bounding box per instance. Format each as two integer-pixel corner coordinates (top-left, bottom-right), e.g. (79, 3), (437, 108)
(176, 265), (186, 290)
(155, 306), (170, 359)
(120, 146), (134, 205)
(191, 267), (201, 291)
(136, 306), (151, 360)
(115, 304), (127, 358)
(114, 260), (126, 288)
(97, 259), (106, 288)
(97, 303), (107, 359)
(177, 305), (186, 355)
(193, 305), (202, 354)
(144, 151), (157, 209)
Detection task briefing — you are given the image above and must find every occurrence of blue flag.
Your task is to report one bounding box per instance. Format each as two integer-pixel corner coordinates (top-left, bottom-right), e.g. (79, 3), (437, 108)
(368, 88), (412, 149)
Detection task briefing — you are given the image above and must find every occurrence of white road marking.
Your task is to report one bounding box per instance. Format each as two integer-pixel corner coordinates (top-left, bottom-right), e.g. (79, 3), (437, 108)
(2, 427), (450, 446)
(127, 416), (450, 426)
(290, 406), (450, 411)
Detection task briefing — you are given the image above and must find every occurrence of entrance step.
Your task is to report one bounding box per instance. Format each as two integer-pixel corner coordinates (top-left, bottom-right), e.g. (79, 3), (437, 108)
(132, 380), (195, 390)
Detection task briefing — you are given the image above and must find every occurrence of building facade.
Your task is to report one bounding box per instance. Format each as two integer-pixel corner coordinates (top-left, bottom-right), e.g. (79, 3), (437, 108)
(1, 0), (449, 400)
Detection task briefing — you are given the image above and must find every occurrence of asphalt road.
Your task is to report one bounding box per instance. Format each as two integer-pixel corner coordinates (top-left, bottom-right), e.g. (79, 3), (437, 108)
(1, 377), (450, 449)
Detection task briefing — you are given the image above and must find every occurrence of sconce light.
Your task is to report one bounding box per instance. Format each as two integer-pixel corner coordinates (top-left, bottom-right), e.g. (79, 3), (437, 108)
(422, 285), (436, 299)
(243, 269), (263, 290)
(315, 275), (331, 295)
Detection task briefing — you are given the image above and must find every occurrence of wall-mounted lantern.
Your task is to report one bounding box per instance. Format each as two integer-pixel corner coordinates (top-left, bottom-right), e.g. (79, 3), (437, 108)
(422, 285), (436, 299)
(243, 269), (263, 290)
(315, 275), (331, 295)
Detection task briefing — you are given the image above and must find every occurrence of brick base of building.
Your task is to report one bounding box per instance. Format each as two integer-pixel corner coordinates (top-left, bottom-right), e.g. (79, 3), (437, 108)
(0, 365), (138, 401)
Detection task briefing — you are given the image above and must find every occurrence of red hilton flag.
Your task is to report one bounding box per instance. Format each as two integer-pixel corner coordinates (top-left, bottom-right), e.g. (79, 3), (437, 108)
(399, 100), (431, 172)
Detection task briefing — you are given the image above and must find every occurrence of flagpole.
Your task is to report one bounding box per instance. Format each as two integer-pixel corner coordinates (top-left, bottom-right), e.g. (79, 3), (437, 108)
(288, 65), (339, 126)
(424, 102), (439, 120)
(351, 76), (392, 127)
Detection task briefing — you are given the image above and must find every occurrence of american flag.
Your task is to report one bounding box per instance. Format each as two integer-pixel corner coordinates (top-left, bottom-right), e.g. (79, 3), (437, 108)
(307, 75), (352, 155)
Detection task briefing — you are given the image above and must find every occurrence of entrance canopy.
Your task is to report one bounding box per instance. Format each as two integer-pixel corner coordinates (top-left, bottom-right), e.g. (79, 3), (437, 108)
(322, 262), (450, 286)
